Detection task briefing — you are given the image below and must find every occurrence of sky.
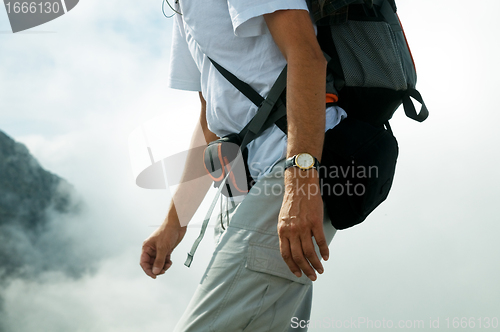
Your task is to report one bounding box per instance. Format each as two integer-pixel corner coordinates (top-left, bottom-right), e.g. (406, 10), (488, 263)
(1, 0), (500, 331)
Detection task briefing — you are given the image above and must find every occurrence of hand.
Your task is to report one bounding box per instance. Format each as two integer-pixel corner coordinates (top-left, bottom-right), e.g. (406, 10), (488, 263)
(140, 221), (187, 279)
(278, 169), (329, 281)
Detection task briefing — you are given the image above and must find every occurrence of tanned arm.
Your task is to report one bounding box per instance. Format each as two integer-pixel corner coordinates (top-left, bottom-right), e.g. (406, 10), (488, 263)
(264, 10), (329, 281)
(140, 92), (218, 279)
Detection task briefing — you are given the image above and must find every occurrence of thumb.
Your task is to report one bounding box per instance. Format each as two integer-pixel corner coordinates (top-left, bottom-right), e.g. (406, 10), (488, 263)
(152, 246), (169, 275)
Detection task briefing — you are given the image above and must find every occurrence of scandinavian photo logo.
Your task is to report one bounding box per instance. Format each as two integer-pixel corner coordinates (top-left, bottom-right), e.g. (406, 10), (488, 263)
(3, 0), (79, 33)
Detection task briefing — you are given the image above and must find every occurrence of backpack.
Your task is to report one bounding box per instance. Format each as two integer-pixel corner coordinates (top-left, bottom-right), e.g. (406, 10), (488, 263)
(311, 0), (428, 125)
(307, 0), (428, 229)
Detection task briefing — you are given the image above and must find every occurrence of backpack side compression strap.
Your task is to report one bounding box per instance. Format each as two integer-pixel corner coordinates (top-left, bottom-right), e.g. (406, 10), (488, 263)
(375, 0), (429, 122)
(402, 88), (429, 122)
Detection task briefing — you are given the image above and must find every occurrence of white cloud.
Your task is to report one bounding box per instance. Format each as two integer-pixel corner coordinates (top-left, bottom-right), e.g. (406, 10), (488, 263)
(1, 0), (500, 331)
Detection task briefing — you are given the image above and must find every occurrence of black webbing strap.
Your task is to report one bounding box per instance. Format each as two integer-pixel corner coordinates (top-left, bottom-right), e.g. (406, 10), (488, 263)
(371, 0), (428, 122)
(402, 88), (429, 122)
(208, 57), (288, 150)
(241, 95), (288, 136)
(376, 0), (428, 122)
(259, 100), (287, 135)
(240, 67), (287, 149)
(209, 58), (264, 107)
(274, 114), (288, 134)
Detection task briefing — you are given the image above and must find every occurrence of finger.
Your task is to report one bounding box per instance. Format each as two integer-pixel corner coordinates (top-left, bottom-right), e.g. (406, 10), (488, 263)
(312, 222), (330, 262)
(279, 237), (302, 278)
(140, 247), (156, 278)
(152, 244), (170, 275)
(159, 255), (173, 275)
(299, 232), (324, 275)
(290, 236), (317, 281)
(159, 260), (173, 275)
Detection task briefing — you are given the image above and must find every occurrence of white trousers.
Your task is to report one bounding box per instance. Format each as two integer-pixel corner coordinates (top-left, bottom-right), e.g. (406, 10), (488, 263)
(174, 161), (337, 332)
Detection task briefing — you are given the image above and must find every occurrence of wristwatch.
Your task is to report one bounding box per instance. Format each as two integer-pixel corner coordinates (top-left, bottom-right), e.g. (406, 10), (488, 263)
(284, 153), (320, 171)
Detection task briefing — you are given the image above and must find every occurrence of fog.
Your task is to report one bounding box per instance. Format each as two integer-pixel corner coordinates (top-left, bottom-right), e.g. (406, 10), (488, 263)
(1, 0), (500, 331)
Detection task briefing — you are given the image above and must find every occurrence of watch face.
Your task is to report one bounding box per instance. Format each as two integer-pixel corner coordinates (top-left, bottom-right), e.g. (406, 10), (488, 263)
(296, 153), (315, 170)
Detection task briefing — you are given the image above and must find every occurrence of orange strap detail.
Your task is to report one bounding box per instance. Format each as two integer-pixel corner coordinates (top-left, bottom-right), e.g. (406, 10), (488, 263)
(326, 93), (338, 104)
(223, 156), (248, 194)
(203, 144), (225, 182)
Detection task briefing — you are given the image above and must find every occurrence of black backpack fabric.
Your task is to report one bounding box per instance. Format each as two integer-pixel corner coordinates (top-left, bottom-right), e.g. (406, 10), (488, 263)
(319, 117), (398, 229)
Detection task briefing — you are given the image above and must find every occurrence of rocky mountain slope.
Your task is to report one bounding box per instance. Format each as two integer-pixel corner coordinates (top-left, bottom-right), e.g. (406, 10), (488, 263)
(0, 130), (84, 282)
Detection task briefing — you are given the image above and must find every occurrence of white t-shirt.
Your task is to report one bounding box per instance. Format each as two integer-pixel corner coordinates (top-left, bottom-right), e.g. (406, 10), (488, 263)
(167, 0), (346, 180)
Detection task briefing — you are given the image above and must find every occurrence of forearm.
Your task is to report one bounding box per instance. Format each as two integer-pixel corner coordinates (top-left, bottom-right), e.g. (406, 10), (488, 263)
(165, 92), (218, 227)
(285, 52), (326, 162)
(264, 10), (329, 281)
(264, 10), (326, 162)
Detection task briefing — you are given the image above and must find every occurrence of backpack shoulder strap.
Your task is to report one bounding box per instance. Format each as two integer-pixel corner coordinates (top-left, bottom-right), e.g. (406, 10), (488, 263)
(209, 58), (265, 107)
(208, 57), (288, 149)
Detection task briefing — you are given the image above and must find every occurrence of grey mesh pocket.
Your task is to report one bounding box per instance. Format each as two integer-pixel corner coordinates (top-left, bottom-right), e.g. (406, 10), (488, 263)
(330, 20), (409, 91)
